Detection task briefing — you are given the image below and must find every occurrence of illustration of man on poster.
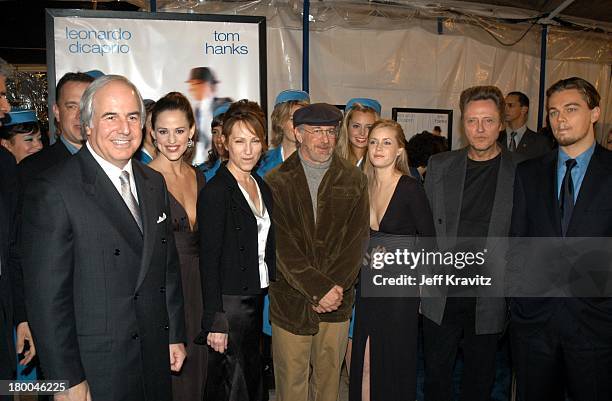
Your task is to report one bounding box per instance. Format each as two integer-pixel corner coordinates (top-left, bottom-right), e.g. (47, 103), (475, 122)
(186, 67), (228, 166)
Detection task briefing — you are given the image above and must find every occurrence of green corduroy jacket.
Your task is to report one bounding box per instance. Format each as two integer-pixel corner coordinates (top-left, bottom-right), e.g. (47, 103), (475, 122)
(265, 152), (370, 335)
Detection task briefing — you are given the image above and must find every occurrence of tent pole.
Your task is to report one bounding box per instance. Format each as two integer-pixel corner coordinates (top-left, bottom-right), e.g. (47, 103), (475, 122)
(538, 0), (576, 24)
(302, 0), (310, 93)
(537, 24), (547, 131)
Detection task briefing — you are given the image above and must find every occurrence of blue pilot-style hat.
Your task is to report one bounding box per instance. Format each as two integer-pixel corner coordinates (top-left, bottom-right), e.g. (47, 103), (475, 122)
(213, 103), (231, 119)
(274, 90), (310, 106)
(2, 108), (38, 126)
(0, 108), (39, 139)
(84, 70), (105, 79)
(345, 97), (382, 115)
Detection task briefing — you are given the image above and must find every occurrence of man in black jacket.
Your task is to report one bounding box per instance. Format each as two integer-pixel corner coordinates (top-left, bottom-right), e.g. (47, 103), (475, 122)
(21, 75), (186, 401)
(19, 72), (94, 183)
(422, 86), (524, 401)
(509, 77), (611, 401)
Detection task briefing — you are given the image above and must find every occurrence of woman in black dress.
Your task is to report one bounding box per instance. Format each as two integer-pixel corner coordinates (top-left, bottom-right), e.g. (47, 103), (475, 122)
(349, 119), (435, 401)
(147, 92), (206, 401)
(196, 100), (275, 401)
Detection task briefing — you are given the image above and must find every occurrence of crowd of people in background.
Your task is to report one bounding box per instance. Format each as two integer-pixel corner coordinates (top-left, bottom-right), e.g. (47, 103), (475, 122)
(0, 54), (611, 401)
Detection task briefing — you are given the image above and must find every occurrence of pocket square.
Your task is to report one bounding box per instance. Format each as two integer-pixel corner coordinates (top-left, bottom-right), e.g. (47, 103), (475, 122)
(157, 213), (167, 224)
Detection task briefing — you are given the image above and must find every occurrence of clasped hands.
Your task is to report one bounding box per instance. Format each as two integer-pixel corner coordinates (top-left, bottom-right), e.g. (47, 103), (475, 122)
(312, 285), (343, 313)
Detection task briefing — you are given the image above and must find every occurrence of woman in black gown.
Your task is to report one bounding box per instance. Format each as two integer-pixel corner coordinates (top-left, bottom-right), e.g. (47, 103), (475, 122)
(148, 92), (207, 400)
(349, 119), (435, 401)
(149, 92), (206, 401)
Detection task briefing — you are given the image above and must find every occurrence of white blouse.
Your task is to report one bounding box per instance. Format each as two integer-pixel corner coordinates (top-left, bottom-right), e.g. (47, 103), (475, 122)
(237, 177), (271, 288)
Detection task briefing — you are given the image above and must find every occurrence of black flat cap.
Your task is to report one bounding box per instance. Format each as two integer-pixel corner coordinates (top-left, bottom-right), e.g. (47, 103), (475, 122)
(293, 103), (342, 127)
(186, 67), (219, 84)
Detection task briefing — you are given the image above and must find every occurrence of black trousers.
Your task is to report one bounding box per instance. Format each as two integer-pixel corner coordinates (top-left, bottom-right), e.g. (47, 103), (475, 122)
(204, 294), (264, 401)
(423, 300), (498, 401)
(511, 308), (612, 401)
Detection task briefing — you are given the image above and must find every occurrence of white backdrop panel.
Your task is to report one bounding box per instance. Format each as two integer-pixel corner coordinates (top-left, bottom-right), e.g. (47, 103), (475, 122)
(266, 23), (609, 150)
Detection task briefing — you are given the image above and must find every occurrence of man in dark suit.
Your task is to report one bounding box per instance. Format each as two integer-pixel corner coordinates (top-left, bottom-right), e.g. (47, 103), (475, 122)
(509, 77), (611, 400)
(21, 75), (186, 401)
(18, 72), (94, 183)
(498, 91), (552, 159)
(422, 86), (524, 401)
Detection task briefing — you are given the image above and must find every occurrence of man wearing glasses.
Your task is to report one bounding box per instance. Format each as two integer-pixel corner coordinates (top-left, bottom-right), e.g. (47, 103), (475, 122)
(265, 103), (369, 401)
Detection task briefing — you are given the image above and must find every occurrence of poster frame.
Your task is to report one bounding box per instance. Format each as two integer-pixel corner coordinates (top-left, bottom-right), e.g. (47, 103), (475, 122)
(45, 8), (268, 130)
(392, 107), (454, 150)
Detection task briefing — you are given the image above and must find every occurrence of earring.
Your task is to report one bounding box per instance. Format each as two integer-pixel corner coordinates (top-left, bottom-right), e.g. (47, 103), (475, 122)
(187, 138), (194, 148)
(153, 139), (158, 148)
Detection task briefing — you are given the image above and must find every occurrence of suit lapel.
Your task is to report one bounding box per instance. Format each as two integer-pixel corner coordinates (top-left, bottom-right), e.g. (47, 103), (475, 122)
(132, 162), (159, 290)
(218, 166), (255, 216)
(231, 185), (253, 216)
(517, 130), (534, 152)
(443, 149), (467, 238)
(79, 148), (143, 254)
(255, 174), (273, 214)
(542, 152), (563, 236)
(569, 146), (607, 235)
(498, 131), (508, 150)
(487, 149), (513, 237)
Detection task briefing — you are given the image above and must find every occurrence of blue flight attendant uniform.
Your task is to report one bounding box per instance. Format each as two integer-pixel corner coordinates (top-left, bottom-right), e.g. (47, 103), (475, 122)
(257, 147), (284, 178)
(256, 146), (285, 336)
(136, 148), (153, 165)
(200, 158), (222, 182)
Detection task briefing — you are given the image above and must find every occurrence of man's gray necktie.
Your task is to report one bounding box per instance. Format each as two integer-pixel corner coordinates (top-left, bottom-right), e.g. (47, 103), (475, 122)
(119, 171), (143, 233)
(509, 131), (517, 152)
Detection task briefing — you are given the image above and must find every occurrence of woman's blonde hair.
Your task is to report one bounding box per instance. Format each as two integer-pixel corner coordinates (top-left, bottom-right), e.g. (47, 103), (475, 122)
(270, 100), (309, 147)
(336, 103), (379, 166)
(363, 119), (411, 188)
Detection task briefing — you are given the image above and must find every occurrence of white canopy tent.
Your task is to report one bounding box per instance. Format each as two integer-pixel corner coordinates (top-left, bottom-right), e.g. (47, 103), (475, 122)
(55, 0), (612, 148)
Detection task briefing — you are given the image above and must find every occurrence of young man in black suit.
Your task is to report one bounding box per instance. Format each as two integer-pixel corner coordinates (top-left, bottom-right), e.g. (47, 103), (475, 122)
(499, 91), (552, 159)
(509, 77), (612, 401)
(21, 75), (186, 401)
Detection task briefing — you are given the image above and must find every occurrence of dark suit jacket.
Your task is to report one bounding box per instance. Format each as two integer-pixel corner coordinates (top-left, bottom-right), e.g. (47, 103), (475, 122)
(422, 147), (524, 334)
(0, 148), (26, 378)
(197, 164), (276, 334)
(21, 147), (185, 401)
(509, 145), (612, 344)
(498, 128), (552, 160)
(18, 139), (72, 185)
(265, 153), (369, 335)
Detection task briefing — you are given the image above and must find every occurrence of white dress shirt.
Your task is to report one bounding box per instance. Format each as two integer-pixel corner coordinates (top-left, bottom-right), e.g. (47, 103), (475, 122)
(237, 176), (271, 289)
(87, 142), (139, 203)
(505, 124), (527, 149)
